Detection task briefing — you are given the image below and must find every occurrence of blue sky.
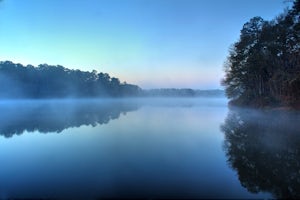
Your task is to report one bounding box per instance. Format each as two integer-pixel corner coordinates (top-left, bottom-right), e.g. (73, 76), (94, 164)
(0, 0), (290, 89)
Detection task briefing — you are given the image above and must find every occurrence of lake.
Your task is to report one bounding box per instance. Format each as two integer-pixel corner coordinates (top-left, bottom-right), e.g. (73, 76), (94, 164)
(0, 98), (299, 199)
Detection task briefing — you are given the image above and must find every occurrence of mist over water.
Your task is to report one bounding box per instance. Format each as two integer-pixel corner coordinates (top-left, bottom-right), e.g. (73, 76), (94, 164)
(221, 108), (300, 199)
(0, 97), (226, 138)
(0, 99), (140, 137)
(0, 98), (299, 199)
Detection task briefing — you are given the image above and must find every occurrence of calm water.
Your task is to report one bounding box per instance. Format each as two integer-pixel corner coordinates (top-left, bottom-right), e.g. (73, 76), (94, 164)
(0, 98), (299, 199)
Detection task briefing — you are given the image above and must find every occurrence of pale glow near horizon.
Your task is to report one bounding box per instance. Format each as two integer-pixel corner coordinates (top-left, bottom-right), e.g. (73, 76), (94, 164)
(0, 0), (288, 89)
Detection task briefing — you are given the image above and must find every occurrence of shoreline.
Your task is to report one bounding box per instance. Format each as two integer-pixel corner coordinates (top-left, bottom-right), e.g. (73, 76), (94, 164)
(228, 100), (300, 111)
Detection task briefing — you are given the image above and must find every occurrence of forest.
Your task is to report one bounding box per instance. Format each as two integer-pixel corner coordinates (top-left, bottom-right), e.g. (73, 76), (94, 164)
(0, 61), (224, 99)
(222, 0), (300, 108)
(0, 61), (141, 98)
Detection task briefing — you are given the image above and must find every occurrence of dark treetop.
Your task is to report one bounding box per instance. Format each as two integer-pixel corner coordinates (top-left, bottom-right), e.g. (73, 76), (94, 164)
(222, 0), (300, 108)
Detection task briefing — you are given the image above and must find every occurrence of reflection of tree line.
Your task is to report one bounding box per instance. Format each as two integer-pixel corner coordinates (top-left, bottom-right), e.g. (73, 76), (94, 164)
(221, 109), (300, 199)
(0, 101), (139, 138)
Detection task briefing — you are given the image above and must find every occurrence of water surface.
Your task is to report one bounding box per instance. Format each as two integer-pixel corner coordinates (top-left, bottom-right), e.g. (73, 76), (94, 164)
(0, 98), (299, 199)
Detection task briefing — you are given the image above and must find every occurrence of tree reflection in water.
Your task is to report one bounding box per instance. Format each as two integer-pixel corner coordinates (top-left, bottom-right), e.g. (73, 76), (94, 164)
(0, 100), (139, 138)
(221, 108), (300, 199)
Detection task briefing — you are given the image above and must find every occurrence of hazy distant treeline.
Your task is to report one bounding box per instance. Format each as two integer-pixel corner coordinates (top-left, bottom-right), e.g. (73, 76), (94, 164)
(142, 88), (224, 97)
(0, 61), (141, 98)
(0, 61), (224, 99)
(222, 0), (300, 108)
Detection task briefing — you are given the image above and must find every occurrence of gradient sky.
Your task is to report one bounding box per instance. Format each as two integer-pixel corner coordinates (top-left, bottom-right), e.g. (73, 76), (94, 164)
(0, 0), (291, 89)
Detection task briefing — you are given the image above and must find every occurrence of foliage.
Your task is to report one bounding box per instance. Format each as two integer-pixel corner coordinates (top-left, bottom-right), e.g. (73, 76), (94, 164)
(222, 0), (300, 108)
(0, 61), (142, 98)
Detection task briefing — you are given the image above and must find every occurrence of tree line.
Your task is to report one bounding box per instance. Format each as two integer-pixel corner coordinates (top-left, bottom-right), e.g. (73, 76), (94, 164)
(0, 61), (141, 98)
(142, 88), (224, 97)
(0, 61), (224, 99)
(222, 0), (300, 108)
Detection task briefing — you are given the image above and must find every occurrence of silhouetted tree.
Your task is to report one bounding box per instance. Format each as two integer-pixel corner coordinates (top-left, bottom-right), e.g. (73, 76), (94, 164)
(222, 0), (300, 108)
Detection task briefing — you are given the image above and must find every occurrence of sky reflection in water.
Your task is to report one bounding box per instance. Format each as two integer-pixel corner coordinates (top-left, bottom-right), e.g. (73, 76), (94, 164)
(0, 98), (298, 199)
